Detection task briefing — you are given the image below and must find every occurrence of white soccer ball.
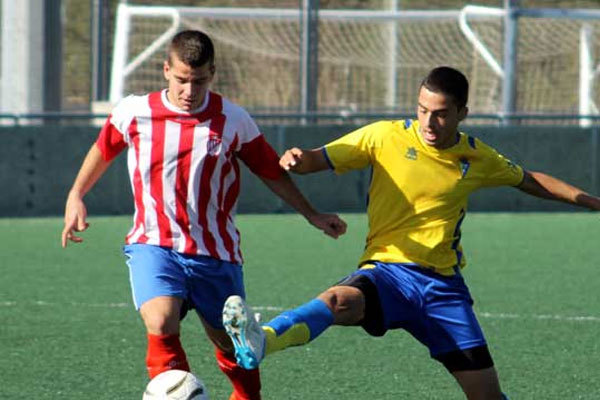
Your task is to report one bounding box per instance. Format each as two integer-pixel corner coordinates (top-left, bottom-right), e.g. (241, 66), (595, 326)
(143, 370), (209, 400)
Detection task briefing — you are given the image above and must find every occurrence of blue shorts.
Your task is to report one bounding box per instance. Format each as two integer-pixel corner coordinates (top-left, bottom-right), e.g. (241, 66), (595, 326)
(123, 244), (245, 329)
(344, 262), (486, 358)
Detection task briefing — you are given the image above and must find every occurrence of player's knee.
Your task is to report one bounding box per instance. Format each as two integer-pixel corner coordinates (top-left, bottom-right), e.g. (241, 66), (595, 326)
(318, 287), (364, 324)
(318, 287), (345, 313)
(140, 297), (183, 334)
(141, 309), (180, 334)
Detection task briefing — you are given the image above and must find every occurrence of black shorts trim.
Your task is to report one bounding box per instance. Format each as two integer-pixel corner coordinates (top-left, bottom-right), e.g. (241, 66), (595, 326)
(434, 345), (495, 372)
(335, 273), (386, 337)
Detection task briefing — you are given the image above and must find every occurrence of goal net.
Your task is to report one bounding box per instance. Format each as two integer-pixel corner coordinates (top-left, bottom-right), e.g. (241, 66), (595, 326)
(110, 4), (600, 124)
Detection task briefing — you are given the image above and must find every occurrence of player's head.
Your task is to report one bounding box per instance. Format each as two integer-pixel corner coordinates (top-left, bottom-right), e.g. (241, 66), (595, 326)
(417, 66), (469, 149)
(163, 30), (216, 111)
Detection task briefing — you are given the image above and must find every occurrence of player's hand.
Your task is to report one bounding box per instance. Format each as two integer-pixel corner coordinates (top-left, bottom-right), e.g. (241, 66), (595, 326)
(279, 147), (304, 172)
(307, 213), (347, 239)
(61, 194), (90, 248)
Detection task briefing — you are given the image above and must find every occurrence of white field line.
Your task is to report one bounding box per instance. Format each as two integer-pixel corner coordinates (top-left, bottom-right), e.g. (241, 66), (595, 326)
(1, 301), (599, 323)
(477, 311), (600, 323)
(0, 300), (129, 308)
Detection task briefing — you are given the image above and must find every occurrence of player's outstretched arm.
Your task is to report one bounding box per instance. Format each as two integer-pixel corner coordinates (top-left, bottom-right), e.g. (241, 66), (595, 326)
(279, 147), (329, 175)
(517, 170), (600, 210)
(259, 173), (347, 239)
(61, 145), (112, 247)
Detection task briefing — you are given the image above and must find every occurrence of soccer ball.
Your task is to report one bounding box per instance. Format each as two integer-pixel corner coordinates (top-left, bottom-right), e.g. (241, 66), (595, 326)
(143, 370), (209, 400)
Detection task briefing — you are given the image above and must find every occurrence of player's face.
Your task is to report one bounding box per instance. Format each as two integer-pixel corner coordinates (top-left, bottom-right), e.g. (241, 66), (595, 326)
(417, 86), (468, 149)
(163, 53), (215, 111)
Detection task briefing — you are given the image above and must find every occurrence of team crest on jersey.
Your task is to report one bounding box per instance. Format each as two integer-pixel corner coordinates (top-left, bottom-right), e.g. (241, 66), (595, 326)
(405, 147), (418, 160)
(207, 136), (222, 155)
(459, 157), (471, 178)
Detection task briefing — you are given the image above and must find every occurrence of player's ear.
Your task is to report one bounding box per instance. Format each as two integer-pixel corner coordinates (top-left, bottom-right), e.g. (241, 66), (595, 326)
(163, 60), (171, 81)
(458, 106), (468, 122)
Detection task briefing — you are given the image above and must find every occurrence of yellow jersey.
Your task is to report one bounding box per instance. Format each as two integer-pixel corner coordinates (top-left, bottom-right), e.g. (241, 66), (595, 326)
(323, 119), (524, 275)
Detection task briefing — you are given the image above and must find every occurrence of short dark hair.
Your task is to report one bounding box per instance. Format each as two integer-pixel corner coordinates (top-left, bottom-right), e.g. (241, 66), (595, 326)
(420, 66), (469, 109)
(168, 30), (214, 68)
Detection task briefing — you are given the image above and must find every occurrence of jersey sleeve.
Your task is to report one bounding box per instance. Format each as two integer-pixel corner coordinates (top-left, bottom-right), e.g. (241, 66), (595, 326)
(95, 116), (128, 161)
(95, 96), (135, 161)
(476, 139), (524, 187)
(323, 121), (385, 174)
(235, 108), (283, 180)
(237, 135), (283, 180)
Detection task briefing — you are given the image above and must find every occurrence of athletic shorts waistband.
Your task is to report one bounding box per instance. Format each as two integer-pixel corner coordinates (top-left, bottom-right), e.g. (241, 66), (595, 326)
(360, 261), (460, 277)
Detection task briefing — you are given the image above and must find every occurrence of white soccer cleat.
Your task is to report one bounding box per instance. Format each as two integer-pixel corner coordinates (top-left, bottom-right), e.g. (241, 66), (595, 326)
(222, 295), (266, 370)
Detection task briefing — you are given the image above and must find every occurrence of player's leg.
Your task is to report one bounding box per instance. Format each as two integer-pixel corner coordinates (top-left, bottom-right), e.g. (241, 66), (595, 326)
(350, 262), (510, 399)
(451, 365), (505, 400)
(124, 244), (191, 378)
(435, 345), (507, 399)
(417, 266), (509, 399)
(223, 283), (365, 369)
(264, 285), (364, 354)
(201, 319), (261, 400)
(141, 296), (190, 378)
(186, 255), (261, 400)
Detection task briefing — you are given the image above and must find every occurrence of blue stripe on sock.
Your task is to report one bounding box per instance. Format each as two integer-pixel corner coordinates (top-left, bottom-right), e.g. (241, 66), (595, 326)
(266, 298), (334, 341)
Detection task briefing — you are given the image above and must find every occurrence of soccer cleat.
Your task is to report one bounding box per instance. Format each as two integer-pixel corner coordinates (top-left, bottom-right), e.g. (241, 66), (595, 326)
(223, 295), (266, 370)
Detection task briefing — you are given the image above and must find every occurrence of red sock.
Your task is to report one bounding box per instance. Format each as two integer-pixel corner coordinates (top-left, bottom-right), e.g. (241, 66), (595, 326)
(215, 348), (261, 400)
(146, 333), (190, 379)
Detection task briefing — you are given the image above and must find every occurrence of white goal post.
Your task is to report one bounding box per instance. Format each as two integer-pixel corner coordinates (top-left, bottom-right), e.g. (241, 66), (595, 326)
(109, 3), (600, 124)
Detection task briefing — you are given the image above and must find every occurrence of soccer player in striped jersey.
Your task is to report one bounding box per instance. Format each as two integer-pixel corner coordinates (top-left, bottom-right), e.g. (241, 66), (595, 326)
(223, 66), (600, 399)
(61, 30), (346, 400)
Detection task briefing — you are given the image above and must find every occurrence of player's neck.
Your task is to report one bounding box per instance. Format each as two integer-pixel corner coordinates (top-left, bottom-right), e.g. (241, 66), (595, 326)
(430, 132), (461, 150)
(163, 90), (210, 113)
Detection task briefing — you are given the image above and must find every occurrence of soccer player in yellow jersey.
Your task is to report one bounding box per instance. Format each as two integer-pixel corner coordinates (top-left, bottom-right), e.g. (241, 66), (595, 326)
(223, 67), (600, 399)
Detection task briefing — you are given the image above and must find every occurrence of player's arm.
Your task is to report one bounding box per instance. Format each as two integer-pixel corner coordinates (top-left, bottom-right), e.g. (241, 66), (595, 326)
(259, 173), (347, 239)
(61, 144), (112, 247)
(237, 134), (346, 238)
(517, 170), (600, 210)
(279, 147), (330, 174)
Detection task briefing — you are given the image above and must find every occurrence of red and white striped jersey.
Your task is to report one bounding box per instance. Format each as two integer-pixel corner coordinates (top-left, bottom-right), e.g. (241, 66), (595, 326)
(96, 89), (282, 264)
